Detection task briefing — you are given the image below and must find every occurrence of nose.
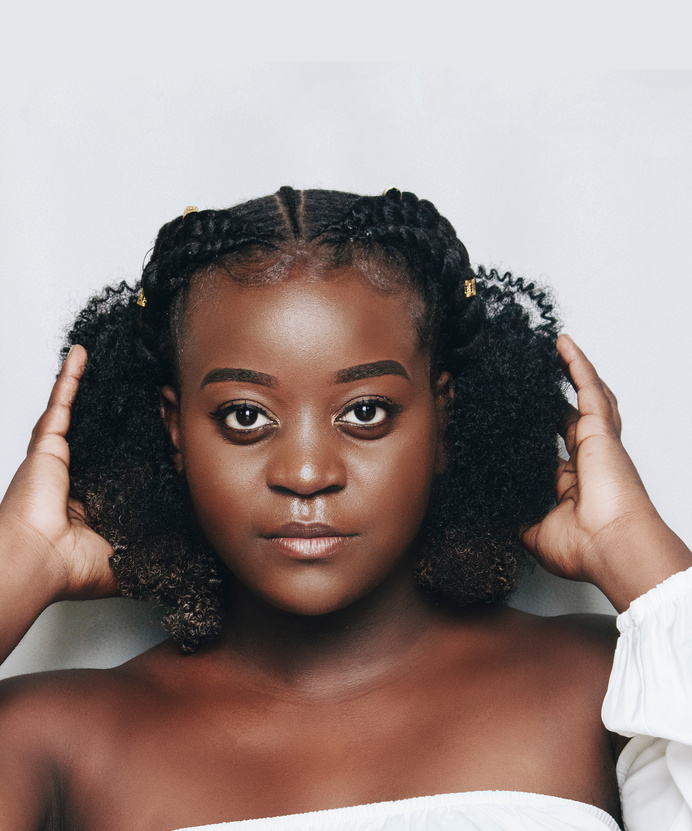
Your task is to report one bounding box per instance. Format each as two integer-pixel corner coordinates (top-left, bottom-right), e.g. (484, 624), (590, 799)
(266, 421), (346, 498)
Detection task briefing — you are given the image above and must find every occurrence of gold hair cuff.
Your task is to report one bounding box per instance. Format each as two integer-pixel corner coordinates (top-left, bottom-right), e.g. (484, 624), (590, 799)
(183, 205), (199, 217)
(464, 279), (476, 298)
(136, 288), (147, 307)
(382, 187), (402, 199)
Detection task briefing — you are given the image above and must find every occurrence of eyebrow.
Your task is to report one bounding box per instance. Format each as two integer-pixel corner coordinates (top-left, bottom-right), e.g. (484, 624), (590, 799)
(200, 359), (410, 390)
(334, 360), (410, 384)
(200, 368), (278, 389)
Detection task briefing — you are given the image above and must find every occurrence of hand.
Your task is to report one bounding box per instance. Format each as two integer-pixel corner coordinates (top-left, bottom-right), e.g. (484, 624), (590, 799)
(522, 335), (690, 607)
(0, 345), (118, 601)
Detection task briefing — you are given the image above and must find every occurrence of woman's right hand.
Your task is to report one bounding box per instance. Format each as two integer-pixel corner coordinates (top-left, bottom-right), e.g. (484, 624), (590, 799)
(0, 345), (118, 603)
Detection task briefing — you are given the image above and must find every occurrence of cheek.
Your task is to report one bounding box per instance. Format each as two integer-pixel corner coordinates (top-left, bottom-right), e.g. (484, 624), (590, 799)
(350, 420), (439, 541)
(179, 427), (263, 546)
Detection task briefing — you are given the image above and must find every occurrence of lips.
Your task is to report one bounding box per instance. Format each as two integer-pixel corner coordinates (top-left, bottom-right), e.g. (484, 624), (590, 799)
(266, 522), (353, 539)
(263, 523), (356, 559)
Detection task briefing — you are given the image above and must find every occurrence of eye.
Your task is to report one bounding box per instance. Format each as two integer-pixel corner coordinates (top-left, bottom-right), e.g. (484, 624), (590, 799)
(225, 406), (273, 431)
(212, 402), (276, 435)
(337, 398), (395, 428)
(340, 402), (387, 425)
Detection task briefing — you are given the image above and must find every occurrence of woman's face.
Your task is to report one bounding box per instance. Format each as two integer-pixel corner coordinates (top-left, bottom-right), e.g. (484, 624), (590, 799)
(162, 264), (448, 617)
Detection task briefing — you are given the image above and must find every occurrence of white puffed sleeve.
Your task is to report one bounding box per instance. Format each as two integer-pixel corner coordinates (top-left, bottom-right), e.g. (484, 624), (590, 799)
(602, 566), (692, 831)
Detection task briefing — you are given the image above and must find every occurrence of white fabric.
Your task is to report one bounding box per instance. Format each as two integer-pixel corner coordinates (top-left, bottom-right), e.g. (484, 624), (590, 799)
(176, 566), (692, 831)
(176, 792), (620, 830)
(603, 566), (692, 831)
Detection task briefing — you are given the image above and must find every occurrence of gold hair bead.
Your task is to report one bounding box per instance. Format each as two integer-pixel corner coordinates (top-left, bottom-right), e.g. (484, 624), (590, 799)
(136, 288), (147, 307)
(464, 279), (477, 298)
(183, 205), (199, 217)
(382, 187), (402, 199)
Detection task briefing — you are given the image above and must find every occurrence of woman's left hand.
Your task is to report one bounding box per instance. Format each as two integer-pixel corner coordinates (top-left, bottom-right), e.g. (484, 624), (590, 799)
(521, 334), (692, 611)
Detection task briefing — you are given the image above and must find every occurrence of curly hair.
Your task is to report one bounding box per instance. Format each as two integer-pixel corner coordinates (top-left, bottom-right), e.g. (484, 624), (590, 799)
(63, 187), (566, 652)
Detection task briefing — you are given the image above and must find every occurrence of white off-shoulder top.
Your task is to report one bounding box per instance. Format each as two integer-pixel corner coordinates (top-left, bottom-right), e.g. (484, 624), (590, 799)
(175, 567), (692, 831)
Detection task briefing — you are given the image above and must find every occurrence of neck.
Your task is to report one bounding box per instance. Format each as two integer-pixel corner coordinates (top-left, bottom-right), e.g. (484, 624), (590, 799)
(215, 563), (446, 697)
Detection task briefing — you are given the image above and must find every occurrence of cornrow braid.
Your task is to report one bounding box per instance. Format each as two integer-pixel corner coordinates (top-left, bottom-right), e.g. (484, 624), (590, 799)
(64, 187), (565, 651)
(276, 185), (304, 239)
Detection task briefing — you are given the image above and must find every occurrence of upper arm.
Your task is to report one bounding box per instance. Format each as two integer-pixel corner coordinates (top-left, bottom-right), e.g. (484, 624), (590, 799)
(0, 676), (64, 831)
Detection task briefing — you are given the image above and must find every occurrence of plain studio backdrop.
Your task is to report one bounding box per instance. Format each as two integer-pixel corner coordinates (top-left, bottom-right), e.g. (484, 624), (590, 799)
(1, 66), (690, 679)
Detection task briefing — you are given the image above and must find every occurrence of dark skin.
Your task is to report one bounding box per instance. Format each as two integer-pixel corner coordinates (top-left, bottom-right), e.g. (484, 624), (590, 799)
(0, 264), (690, 830)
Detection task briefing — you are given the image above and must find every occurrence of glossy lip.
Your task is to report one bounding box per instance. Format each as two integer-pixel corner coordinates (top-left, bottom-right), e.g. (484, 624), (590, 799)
(263, 523), (357, 560)
(265, 522), (353, 539)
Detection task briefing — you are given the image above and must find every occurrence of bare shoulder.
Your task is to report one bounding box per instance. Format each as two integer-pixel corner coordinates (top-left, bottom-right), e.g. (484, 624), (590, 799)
(0, 668), (117, 830)
(0, 640), (182, 829)
(500, 608), (628, 759)
(499, 606), (619, 676)
(0, 636), (174, 712)
(437, 603), (620, 710)
(477, 606), (620, 740)
(0, 671), (64, 830)
(526, 607), (618, 654)
(427, 605), (622, 812)
(0, 648), (164, 758)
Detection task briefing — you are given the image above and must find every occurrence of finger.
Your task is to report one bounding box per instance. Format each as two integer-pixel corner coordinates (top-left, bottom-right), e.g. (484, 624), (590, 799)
(28, 345), (87, 455)
(558, 480), (579, 504)
(601, 379), (622, 436)
(556, 334), (618, 433)
(555, 464), (578, 503)
(555, 456), (569, 478)
(67, 497), (88, 523)
(559, 403), (580, 457)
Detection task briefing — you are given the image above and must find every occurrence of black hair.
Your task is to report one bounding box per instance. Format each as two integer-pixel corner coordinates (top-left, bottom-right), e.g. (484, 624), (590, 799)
(63, 187), (566, 651)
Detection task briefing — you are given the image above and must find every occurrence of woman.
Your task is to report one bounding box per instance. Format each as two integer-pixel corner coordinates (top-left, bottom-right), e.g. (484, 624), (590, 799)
(0, 188), (689, 830)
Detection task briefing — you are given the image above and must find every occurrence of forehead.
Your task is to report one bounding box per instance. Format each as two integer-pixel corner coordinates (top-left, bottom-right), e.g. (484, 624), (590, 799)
(177, 264), (426, 386)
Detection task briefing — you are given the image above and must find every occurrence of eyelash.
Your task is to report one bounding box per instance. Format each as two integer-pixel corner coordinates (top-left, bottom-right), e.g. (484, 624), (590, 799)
(210, 397), (400, 439)
(335, 397), (400, 431)
(211, 402), (277, 436)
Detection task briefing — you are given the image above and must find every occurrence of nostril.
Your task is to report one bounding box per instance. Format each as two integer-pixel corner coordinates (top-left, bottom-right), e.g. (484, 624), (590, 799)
(269, 482), (344, 498)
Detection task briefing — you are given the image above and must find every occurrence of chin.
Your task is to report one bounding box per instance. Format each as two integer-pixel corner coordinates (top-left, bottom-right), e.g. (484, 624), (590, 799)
(268, 591), (363, 618)
(257, 575), (379, 619)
